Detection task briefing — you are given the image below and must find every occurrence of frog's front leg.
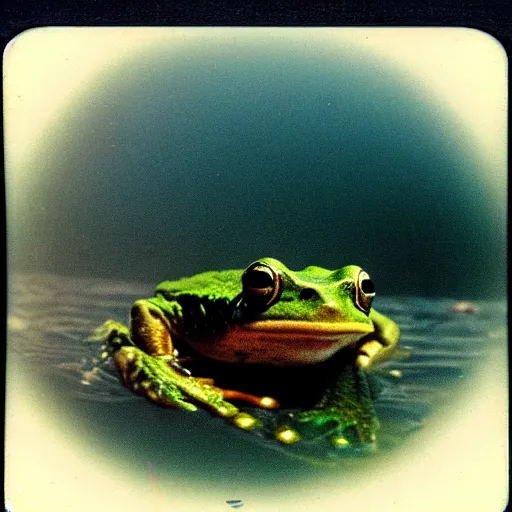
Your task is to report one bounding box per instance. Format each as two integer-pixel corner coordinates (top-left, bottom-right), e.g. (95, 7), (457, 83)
(95, 300), (240, 418)
(356, 309), (400, 368)
(130, 299), (278, 416)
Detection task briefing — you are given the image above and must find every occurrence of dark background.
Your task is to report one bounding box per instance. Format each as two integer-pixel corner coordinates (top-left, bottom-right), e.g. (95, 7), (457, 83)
(5, 30), (506, 299)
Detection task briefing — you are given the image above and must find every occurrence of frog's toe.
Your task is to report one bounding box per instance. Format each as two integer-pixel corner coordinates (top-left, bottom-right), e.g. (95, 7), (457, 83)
(330, 434), (352, 448)
(232, 412), (262, 431)
(275, 426), (302, 445)
(219, 389), (280, 409)
(328, 423), (377, 451)
(281, 410), (341, 443)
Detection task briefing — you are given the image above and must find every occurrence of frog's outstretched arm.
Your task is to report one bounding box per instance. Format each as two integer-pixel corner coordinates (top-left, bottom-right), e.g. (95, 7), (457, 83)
(93, 299), (278, 424)
(92, 313), (240, 418)
(356, 309), (400, 368)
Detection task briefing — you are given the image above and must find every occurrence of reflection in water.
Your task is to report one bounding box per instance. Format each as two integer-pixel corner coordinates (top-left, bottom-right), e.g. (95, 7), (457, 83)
(7, 273), (507, 489)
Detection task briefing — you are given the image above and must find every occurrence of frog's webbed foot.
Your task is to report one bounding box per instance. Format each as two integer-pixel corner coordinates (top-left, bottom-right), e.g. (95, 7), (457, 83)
(112, 345), (241, 417)
(277, 408), (377, 449)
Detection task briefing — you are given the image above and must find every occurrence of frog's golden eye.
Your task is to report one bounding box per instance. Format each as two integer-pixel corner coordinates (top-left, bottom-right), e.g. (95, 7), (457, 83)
(242, 262), (281, 309)
(355, 270), (376, 314)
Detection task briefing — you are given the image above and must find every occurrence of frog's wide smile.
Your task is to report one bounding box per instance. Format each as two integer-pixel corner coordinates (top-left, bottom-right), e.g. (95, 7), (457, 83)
(238, 319), (374, 337)
(191, 320), (374, 365)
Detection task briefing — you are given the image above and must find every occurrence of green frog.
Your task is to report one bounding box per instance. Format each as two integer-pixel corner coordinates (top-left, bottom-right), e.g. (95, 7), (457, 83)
(93, 258), (400, 449)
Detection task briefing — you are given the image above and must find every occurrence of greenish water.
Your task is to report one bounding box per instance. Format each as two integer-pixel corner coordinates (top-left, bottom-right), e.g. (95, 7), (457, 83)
(7, 273), (507, 493)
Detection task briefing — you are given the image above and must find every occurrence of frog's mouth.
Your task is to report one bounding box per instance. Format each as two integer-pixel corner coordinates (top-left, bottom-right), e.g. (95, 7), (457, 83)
(240, 320), (373, 337)
(189, 320), (374, 365)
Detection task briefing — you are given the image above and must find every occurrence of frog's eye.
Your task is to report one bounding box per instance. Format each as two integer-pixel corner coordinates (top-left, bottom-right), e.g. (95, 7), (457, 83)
(242, 262), (281, 310)
(355, 270), (376, 314)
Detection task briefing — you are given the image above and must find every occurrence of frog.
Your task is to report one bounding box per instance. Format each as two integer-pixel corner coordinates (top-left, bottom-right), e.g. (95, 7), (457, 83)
(93, 258), (400, 450)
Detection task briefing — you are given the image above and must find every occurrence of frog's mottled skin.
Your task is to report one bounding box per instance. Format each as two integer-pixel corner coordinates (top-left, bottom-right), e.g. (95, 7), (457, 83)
(94, 258), (399, 449)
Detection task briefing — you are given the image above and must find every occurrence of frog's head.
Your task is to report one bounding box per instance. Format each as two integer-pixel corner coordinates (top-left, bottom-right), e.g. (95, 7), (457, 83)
(238, 258), (375, 325)
(190, 258), (377, 365)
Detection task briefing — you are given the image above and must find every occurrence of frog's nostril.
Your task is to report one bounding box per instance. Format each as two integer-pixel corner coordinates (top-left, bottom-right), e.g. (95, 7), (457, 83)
(300, 288), (319, 301)
(317, 302), (343, 320)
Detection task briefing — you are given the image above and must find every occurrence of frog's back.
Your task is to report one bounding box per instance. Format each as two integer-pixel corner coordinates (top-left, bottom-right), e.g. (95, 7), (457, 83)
(155, 269), (244, 300)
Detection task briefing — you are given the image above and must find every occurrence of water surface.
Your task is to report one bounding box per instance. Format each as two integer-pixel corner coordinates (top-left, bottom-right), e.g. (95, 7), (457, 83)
(7, 272), (506, 496)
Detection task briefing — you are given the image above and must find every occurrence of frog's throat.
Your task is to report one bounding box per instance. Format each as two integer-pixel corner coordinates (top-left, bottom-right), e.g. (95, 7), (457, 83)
(238, 320), (373, 337)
